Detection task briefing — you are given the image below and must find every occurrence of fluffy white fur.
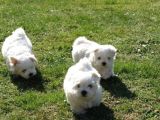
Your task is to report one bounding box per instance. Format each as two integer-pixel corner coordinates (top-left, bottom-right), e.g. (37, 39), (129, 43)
(1, 27), (37, 79)
(72, 36), (117, 79)
(63, 58), (102, 114)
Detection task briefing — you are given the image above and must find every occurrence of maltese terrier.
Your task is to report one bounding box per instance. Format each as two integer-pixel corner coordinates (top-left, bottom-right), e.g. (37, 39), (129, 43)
(72, 36), (117, 79)
(1, 27), (37, 79)
(63, 58), (102, 114)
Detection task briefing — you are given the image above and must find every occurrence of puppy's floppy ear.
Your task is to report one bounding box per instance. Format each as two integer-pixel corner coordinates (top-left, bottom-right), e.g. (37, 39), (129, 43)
(29, 55), (37, 63)
(10, 57), (19, 66)
(90, 48), (99, 54)
(94, 48), (99, 53)
(85, 48), (99, 58)
(91, 71), (101, 83)
(107, 45), (117, 59)
(111, 46), (117, 53)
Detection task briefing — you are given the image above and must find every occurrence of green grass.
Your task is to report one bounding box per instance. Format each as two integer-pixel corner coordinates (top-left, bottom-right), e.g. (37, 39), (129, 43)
(0, 0), (160, 119)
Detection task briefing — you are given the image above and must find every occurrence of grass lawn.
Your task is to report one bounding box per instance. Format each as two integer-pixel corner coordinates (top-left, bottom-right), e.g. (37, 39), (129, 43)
(0, 0), (160, 119)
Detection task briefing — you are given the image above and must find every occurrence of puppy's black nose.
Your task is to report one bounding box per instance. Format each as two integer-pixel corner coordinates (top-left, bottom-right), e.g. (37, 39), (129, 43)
(81, 90), (87, 97)
(29, 73), (33, 77)
(102, 62), (106, 66)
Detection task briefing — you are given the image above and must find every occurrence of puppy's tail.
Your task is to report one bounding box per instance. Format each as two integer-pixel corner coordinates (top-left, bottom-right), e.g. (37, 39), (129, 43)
(73, 36), (88, 46)
(13, 27), (26, 37)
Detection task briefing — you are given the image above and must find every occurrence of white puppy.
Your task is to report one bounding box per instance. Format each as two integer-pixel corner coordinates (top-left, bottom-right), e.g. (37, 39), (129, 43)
(72, 36), (117, 79)
(63, 58), (102, 114)
(1, 27), (37, 79)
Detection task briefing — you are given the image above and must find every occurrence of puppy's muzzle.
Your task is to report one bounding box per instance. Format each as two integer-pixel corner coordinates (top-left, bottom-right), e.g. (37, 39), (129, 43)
(102, 62), (106, 66)
(81, 90), (87, 97)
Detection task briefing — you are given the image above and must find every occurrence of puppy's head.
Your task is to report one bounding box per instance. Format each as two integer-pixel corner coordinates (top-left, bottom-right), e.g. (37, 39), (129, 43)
(88, 45), (117, 69)
(9, 55), (37, 79)
(71, 71), (100, 99)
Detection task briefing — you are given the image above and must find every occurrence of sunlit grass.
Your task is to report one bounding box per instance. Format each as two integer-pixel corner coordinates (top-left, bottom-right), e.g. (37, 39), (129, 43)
(0, 0), (159, 119)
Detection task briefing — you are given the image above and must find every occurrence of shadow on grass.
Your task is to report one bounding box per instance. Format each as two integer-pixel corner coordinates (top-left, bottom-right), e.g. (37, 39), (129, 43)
(101, 76), (136, 99)
(10, 69), (45, 92)
(73, 103), (115, 120)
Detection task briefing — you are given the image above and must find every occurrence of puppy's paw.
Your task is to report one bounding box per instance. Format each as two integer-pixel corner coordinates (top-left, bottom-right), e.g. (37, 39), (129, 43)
(112, 73), (118, 77)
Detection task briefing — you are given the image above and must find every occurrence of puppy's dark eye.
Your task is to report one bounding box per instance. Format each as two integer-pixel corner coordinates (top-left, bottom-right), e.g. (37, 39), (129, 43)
(108, 57), (111, 60)
(22, 69), (26, 73)
(88, 84), (92, 88)
(77, 84), (80, 88)
(97, 57), (101, 60)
